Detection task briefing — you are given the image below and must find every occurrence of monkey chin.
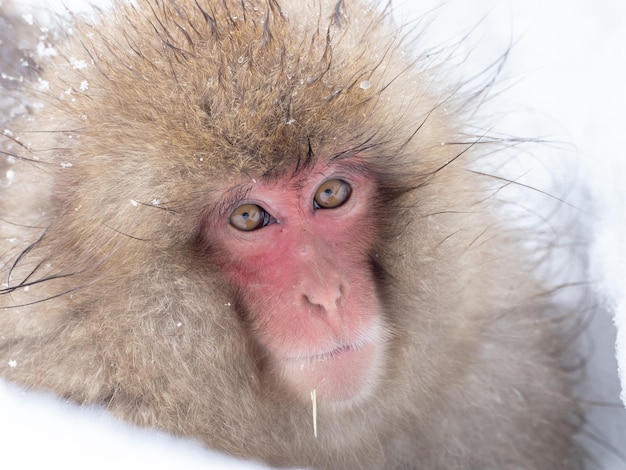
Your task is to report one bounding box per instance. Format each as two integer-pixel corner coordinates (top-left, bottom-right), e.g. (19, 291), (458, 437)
(280, 340), (382, 407)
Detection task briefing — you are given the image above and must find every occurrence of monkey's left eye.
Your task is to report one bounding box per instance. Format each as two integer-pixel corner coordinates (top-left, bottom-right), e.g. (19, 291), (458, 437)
(229, 204), (271, 231)
(313, 179), (352, 209)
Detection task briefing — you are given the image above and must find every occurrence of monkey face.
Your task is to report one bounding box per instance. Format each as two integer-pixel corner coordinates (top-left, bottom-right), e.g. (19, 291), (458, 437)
(206, 159), (385, 404)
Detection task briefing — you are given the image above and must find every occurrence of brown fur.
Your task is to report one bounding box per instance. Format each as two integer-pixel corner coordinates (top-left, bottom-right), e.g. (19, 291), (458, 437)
(0, 1), (580, 468)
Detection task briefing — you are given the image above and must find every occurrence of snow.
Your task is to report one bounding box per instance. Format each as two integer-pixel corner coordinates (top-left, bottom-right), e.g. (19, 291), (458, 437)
(70, 56), (88, 70)
(0, 381), (271, 470)
(37, 77), (50, 90)
(21, 13), (33, 25)
(1, 0), (625, 468)
(36, 41), (58, 58)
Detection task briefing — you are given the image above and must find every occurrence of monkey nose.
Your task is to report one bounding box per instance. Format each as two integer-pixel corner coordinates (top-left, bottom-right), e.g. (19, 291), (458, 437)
(301, 282), (345, 317)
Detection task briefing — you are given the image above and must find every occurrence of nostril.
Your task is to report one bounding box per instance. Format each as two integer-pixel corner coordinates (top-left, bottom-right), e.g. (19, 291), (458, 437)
(302, 294), (316, 308)
(338, 283), (346, 301)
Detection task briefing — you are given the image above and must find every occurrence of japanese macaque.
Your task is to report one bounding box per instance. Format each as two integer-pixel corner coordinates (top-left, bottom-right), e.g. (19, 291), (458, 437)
(0, 0), (582, 468)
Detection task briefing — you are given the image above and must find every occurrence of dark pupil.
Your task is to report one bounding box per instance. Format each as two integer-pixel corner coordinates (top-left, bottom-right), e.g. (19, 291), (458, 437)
(325, 188), (332, 195)
(242, 212), (250, 219)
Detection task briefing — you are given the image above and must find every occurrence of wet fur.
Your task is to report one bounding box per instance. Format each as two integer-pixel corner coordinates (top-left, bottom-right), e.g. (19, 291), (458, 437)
(0, 1), (581, 468)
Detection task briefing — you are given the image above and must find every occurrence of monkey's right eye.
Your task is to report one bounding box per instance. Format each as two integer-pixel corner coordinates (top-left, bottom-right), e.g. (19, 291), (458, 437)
(229, 204), (270, 231)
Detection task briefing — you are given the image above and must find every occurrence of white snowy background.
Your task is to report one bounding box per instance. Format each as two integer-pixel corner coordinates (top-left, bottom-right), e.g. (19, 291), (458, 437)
(1, 0), (625, 468)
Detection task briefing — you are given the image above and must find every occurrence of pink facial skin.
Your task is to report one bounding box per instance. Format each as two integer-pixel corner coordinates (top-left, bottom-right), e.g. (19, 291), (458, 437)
(210, 160), (385, 404)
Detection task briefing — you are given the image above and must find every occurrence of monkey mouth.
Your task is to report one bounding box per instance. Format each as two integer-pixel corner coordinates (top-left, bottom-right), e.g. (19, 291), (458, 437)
(286, 344), (356, 363)
(280, 341), (380, 404)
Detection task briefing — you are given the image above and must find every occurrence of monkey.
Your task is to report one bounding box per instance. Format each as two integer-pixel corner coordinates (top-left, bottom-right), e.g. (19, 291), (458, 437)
(0, 0), (584, 468)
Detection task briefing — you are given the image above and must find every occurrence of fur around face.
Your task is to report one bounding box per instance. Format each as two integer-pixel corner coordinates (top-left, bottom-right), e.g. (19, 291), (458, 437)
(0, 1), (580, 468)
